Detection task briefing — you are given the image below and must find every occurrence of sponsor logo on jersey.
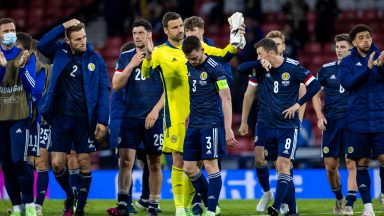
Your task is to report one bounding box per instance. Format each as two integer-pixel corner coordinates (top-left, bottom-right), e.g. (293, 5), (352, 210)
(172, 57), (177, 62)
(330, 74), (336, 79)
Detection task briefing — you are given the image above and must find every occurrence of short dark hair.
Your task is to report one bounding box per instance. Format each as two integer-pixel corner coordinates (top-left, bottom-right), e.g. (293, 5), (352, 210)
(0, 18), (15, 27)
(65, 22), (85, 39)
(334, 33), (352, 44)
(184, 16), (204, 30)
(182, 36), (201, 54)
(162, 12), (181, 28)
(132, 19), (152, 32)
(254, 38), (278, 54)
(349, 24), (372, 40)
(120, 42), (135, 52)
(16, 32), (32, 50)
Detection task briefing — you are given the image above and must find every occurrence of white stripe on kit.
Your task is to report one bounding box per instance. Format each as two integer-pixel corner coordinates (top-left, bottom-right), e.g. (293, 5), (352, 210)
(25, 71), (36, 87)
(207, 58), (218, 67)
(290, 128), (298, 160)
(24, 128), (29, 161)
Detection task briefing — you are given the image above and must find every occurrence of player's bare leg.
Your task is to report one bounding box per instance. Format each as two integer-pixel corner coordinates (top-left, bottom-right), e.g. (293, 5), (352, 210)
(147, 154), (163, 215)
(324, 157), (344, 214)
(344, 157), (357, 215)
(255, 146), (273, 212)
(35, 148), (50, 215)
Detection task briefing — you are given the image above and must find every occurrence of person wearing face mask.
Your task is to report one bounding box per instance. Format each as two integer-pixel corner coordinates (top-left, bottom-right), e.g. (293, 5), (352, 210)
(0, 18), (37, 216)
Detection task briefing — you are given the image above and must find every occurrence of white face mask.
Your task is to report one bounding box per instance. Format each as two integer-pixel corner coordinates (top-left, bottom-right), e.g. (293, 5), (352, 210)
(2, 32), (17, 46)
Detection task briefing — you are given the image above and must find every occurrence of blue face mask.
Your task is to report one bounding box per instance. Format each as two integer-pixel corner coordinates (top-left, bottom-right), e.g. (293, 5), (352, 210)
(2, 32), (17, 46)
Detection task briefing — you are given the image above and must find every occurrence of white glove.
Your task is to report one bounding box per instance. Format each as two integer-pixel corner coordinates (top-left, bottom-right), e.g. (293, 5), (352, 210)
(228, 12), (246, 49)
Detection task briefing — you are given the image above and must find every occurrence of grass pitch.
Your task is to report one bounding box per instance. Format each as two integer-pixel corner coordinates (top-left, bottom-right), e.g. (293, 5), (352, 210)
(0, 199), (382, 215)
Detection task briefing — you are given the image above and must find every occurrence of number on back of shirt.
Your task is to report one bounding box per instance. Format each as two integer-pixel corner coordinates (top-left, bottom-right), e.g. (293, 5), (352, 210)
(70, 65), (78, 77)
(135, 68), (146, 80)
(339, 84), (345, 93)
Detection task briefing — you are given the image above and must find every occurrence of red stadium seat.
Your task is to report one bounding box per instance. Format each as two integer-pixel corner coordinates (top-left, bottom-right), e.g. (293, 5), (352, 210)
(303, 42), (322, 54)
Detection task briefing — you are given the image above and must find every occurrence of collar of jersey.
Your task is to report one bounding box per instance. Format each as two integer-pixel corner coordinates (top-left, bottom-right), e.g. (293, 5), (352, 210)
(165, 41), (180, 49)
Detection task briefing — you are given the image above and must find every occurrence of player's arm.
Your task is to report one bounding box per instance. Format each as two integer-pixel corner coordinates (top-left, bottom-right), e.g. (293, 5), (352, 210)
(283, 70), (320, 119)
(32, 67), (47, 106)
(203, 42), (237, 62)
(145, 92), (165, 129)
(0, 51), (7, 82)
(217, 78), (238, 147)
(339, 54), (374, 91)
(298, 84), (306, 122)
(142, 37), (155, 78)
(312, 69), (327, 130)
(237, 60), (262, 75)
(112, 51), (145, 91)
(239, 79), (257, 136)
(95, 57), (111, 141)
(19, 51), (36, 94)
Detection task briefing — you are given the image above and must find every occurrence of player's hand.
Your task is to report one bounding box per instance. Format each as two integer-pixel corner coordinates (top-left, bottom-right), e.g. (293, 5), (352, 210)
(282, 103), (300, 119)
(368, 52), (376, 70)
(317, 117), (327, 130)
(0, 51), (7, 67)
(145, 108), (159, 129)
(374, 50), (384, 67)
(63, 19), (81, 29)
(226, 128), (238, 148)
(238, 123), (249, 136)
(19, 50), (30, 68)
(94, 123), (107, 142)
(261, 59), (272, 71)
(144, 36), (154, 57)
(128, 51), (145, 68)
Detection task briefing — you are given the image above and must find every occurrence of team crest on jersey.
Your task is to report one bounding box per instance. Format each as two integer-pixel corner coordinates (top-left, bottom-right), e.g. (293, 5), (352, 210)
(88, 63), (95, 71)
(200, 72), (208, 80)
(348, 147), (354, 154)
(171, 135), (177, 143)
(281, 72), (290, 86)
(323, 147), (329, 154)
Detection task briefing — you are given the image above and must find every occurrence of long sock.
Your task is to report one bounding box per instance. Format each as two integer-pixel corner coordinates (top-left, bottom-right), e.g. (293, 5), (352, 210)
(192, 193), (202, 207)
(172, 166), (184, 208)
(16, 161), (34, 203)
(207, 172), (222, 213)
(69, 168), (80, 198)
(272, 173), (291, 210)
(2, 164), (22, 206)
(345, 190), (357, 207)
(141, 161), (150, 200)
(190, 172), (208, 207)
(356, 166), (372, 204)
(184, 174), (195, 209)
(285, 169), (297, 214)
(256, 165), (271, 192)
(332, 186), (344, 200)
(54, 167), (74, 198)
(128, 184), (133, 205)
(76, 172), (92, 210)
(380, 164), (384, 194)
(35, 170), (49, 206)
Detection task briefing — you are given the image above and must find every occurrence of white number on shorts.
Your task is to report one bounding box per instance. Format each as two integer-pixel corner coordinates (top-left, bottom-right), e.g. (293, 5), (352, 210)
(135, 68), (146, 81)
(192, 80), (197, 92)
(206, 137), (212, 149)
(339, 84), (345, 93)
(154, 134), (163, 146)
(29, 134), (38, 146)
(274, 81), (279, 93)
(285, 138), (291, 150)
(40, 129), (49, 142)
(70, 65), (78, 77)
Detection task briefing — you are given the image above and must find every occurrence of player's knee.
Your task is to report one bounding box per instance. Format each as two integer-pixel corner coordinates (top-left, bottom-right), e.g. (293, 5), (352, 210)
(203, 160), (219, 174)
(276, 158), (290, 174)
(183, 163), (198, 177)
(119, 157), (134, 169)
(77, 155), (91, 173)
(148, 161), (161, 173)
(345, 159), (356, 171)
(255, 158), (267, 167)
(35, 159), (49, 171)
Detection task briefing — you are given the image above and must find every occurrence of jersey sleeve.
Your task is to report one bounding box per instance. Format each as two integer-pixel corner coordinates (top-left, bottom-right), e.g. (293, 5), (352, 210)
(210, 62), (229, 90)
(316, 67), (326, 86)
(202, 42), (236, 62)
(294, 65), (315, 86)
(142, 46), (160, 78)
(115, 54), (127, 72)
(248, 74), (258, 86)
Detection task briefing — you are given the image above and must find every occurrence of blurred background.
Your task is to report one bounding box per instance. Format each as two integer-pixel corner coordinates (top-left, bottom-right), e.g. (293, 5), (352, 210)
(1, 0), (383, 171)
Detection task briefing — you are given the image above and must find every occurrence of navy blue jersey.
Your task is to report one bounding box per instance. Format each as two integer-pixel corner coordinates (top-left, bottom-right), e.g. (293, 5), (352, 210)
(187, 57), (227, 127)
(317, 61), (348, 119)
(115, 48), (163, 119)
(52, 55), (86, 117)
(258, 58), (314, 128)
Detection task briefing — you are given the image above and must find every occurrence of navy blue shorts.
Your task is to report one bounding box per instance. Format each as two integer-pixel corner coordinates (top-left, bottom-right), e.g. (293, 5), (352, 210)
(254, 122), (267, 147)
(346, 130), (384, 159)
(50, 115), (96, 154)
(264, 127), (299, 161)
(118, 118), (163, 156)
(27, 120), (40, 157)
(38, 122), (51, 150)
(321, 118), (348, 158)
(0, 119), (30, 165)
(183, 127), (226, 161)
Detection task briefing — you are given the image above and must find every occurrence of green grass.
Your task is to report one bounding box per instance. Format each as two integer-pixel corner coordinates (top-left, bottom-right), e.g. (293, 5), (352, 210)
(0, 199), (382, 216)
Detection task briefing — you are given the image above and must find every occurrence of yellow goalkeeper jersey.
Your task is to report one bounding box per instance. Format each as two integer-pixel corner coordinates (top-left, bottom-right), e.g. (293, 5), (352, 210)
(142, 41), (236, 129)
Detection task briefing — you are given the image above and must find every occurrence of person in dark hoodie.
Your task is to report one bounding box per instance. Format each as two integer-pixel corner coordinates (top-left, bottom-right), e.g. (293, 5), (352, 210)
(37, 19), (110, 216)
